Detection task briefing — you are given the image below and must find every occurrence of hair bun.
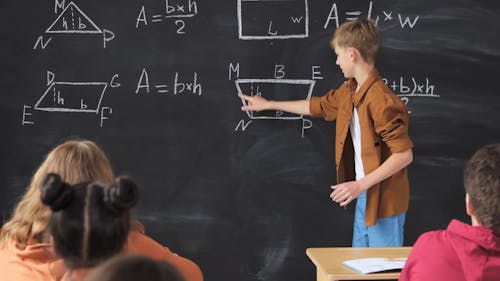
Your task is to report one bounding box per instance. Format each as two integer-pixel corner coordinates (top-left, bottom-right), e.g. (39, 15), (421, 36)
(40, 173), (73, 211)
(104, 176), (138, 212)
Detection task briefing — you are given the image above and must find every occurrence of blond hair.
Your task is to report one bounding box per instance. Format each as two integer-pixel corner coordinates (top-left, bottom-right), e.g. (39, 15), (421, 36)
(332, 19), (380, 64)
(0, 140), (143, 248)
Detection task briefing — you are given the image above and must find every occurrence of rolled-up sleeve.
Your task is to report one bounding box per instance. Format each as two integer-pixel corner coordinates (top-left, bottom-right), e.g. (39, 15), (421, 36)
(309, 89), (339, 121)
(372, 95), (413, 153)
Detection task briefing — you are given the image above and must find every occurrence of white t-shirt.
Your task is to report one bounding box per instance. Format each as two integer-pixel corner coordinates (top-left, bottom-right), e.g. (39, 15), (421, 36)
(350, 87), (365, 181)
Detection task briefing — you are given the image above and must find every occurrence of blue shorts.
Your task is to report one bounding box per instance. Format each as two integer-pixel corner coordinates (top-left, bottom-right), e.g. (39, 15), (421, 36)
(352, 192), (406, 247)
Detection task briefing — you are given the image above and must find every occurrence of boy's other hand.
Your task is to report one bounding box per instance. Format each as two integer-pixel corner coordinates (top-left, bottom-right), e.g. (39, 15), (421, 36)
(330, 181), (365, 207)
(239, 93), (270, 112)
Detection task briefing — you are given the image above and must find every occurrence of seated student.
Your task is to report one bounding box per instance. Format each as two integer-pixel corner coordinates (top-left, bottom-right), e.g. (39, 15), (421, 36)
(41, 173), (138, 281)
(86, 254), (185, 281)
(399, 144), (500, 281)
(0, 140), (203, 281)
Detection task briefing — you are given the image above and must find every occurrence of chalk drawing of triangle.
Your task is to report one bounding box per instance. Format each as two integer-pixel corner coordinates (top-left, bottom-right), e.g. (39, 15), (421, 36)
(45, 2), (102, 34)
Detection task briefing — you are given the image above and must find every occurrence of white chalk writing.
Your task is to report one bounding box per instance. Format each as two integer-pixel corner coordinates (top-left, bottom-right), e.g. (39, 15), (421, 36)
(135, 68), (202, 96)
(324, 1), (419, 30)
(34, 1), (115, 50)
(237, 0), (309, 40)
(136, 0), (198, 34)
(22, 71), (118, 127)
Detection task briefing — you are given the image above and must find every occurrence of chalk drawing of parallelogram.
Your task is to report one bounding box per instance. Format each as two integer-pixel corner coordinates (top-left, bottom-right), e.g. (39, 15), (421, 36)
(45, 2), (102, 34)
(34, 82), (108, 113)
(235, 79), (315, 120)
(237, 0), (309, 40)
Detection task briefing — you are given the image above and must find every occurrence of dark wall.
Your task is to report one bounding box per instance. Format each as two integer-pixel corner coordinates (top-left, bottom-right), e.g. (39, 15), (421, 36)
(1, 0), (499, 280)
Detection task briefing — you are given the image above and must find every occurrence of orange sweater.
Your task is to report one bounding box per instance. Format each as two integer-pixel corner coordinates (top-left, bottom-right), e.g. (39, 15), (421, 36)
(0, 241), (65, 281)
(125, 231), (203, 281)
(0, 231), (203, 281)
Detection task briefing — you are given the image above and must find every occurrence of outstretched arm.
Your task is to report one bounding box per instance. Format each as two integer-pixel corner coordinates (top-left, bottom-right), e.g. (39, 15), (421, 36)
(330, 148), (413, 207)
(239, 93), (311, 116)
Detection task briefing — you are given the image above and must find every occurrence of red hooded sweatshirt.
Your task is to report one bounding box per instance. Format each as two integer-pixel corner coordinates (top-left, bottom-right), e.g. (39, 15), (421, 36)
(399, 219), (500, 281)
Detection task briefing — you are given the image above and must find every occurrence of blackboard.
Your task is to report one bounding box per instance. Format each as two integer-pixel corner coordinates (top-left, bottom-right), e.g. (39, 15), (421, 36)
(1, 0), (500, 280)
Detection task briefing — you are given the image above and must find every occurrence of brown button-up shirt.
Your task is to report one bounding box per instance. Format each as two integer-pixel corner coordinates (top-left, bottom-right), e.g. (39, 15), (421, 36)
(309, 69), (414, 226)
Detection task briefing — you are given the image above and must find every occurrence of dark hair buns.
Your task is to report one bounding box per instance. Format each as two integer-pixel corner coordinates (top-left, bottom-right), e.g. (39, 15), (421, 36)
(104, 176), (138, 212)
(40, 173), (74, 211)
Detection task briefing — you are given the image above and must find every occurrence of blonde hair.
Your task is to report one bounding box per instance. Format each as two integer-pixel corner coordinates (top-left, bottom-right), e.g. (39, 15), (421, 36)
(332, 19), (380, 64)
(0, 140), (143, 248)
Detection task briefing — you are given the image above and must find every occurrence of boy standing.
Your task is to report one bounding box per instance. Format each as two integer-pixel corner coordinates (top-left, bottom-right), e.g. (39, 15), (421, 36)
(239, 19), (413, 247)
(399, 144), (500, 281)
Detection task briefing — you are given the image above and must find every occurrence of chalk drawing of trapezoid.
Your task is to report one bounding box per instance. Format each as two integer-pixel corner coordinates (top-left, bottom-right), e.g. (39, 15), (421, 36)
(237, 0), (309, 40)
(235, 79), (315, 120)
(45, 2), (102, 34)
(34, 80), (108, 114)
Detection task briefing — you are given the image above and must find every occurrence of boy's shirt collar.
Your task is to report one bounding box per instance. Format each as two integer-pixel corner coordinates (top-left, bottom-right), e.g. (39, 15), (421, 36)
(347, 68), (380, 106)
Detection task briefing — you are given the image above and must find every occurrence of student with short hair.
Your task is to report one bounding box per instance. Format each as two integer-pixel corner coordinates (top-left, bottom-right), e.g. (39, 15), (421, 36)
(86, 254), (185, 281)
(41, 173), (138, 281)
(0, 140), (203, 281)
(399, 144), (500, 281)
(239, 19), (413, 247)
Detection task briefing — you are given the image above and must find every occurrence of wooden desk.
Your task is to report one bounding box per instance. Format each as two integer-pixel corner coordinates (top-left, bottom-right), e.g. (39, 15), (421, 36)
(306, 247), (412, 281)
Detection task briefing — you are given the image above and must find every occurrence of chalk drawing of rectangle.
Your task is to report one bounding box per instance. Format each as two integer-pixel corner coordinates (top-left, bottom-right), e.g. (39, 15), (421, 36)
(235, 79), (315, 120)
(238, 0), (309, 40)
(34, 82), (108, 113)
